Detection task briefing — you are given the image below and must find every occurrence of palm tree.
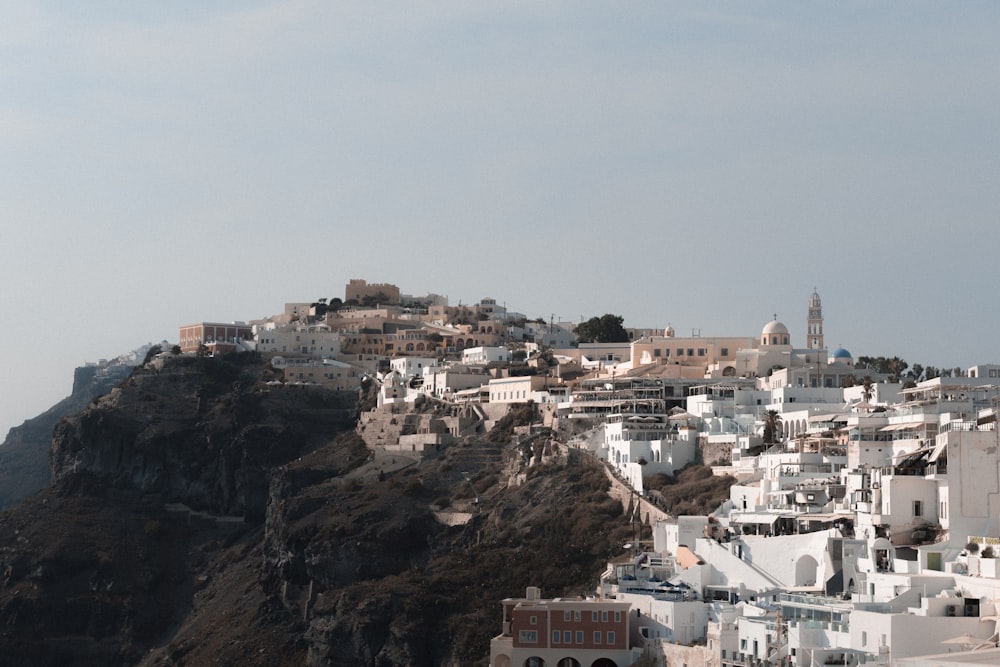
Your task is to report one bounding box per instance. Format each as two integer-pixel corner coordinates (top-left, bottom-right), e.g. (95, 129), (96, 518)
(887, 357), (908, 382)
(861, 376), (875, 404)
(763, 409), (783, 444)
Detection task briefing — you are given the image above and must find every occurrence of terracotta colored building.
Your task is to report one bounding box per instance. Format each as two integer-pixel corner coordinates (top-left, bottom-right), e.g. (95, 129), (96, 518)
(178, 322), (253, 354)
(491, 587), (638, 667)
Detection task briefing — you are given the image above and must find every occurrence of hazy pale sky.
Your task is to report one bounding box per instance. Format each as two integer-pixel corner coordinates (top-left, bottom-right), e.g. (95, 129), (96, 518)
(3, 2), (999, 435)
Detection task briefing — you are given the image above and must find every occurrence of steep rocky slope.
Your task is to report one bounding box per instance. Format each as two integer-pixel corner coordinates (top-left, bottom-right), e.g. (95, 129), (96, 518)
(0, 354), (631, 666)
(0, 358), (145, 509)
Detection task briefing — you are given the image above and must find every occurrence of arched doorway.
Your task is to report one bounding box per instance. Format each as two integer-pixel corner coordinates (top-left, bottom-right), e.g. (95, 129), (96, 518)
(557, 659), (582, 667)
(524, 658), (546, 667)
(591, 659), (618, 667)
(494, 656), (511, 667)
(796, 555), (819, 587)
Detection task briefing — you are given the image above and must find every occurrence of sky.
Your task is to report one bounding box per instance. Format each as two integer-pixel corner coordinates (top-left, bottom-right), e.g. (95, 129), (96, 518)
(2, 2), (1000, 436)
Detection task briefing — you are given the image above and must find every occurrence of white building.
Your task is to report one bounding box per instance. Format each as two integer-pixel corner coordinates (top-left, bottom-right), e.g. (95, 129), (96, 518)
(462, 346), (510, 365)
(255, 322), (342, 358)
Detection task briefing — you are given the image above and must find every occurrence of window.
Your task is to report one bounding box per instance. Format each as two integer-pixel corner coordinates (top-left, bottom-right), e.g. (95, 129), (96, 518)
(564, 611), (571, 621)
(614, 611), (621, 622)
(607, 631), (616, 645)
(576, 631), (583, 644)
(601, 611), (608, 622)
(529, 615), (537, 625)
(654, 349), (661, 357)
(594, 631), (602, 644)
(698, 348), (706, 356)
(721, 348), (729, 356)
(574, 611), (581, 622)
(687, 348), (694, 356)
(518, 630), (537, 643)
(677, 348), (684, 356)
(552, 630), (561, 643)
(592, 611), (598, 622)
(913, 500), (923, 517)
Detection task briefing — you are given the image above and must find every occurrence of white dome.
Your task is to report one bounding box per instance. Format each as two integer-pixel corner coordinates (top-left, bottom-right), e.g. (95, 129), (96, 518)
(761, 320), (789, 336)
(761, 319), (791, 346)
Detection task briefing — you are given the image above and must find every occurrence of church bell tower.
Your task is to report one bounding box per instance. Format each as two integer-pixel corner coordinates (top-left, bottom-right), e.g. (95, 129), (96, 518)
(807, 289), (824, 350)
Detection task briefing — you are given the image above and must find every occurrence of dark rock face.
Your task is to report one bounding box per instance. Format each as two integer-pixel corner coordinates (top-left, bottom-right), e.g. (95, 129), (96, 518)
(0, 354), (631, 666)
(0, 358), (142, 509)
(49, 355), (357, 521)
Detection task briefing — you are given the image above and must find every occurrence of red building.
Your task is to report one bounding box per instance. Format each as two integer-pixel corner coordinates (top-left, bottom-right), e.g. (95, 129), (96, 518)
(178, 322), (254, 354)
(490, 587), (638, 667)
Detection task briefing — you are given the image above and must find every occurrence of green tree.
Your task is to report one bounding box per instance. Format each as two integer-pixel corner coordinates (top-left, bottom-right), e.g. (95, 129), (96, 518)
(861, 376), (875, 403)
(575, 314), (629, 343)
(887, 357), (908, 382)
(142, 344), (162, 365)
(762, 409), (783, 444)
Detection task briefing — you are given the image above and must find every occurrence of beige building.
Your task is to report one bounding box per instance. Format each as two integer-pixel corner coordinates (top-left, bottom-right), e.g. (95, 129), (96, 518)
(345, 278), (400, 305)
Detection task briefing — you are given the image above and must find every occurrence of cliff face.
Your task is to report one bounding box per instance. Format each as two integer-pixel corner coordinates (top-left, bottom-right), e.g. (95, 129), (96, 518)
(0, 353), (630, 666)
(49, 354), (355, 521)
(0, 353), (147, 510)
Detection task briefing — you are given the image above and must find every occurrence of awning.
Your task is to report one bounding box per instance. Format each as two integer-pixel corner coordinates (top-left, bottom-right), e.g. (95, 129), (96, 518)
(796, 512), (852, 522)
(730, 512), (783, 525)
(891, 445), (935, 460)
(929, 439), (949, 463)
(879, 423), (927, 432)
(810, 413), (848, 423)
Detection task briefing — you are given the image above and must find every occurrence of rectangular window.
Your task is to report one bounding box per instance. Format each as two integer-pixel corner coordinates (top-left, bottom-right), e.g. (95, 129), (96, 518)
(574, 611), (581, 622)
(861, 632), (867, 647)
(518, 630), (537, 643)
(592, 611), (598, 622)
(529, 615), (537, 625)
(601, 611), (608, 622)
(721, 348), (729, 356)
(698, 348), (706, 356)
(594, 631), (602, 644)
(564, 611), (571, 621)
(654, 348), (661, 357)
(608, 630), (616, 645)
(553, 630), (561, 644)
(677, 348), (684, 356)
(913, 500), (923, 517)
(687, 348), (694, 356)
(614, 611), (621, 622)
(576, 631), (583, 644)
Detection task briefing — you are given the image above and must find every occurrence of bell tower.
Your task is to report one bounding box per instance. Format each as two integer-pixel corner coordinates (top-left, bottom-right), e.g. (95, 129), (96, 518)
(807, 289), (824, 350)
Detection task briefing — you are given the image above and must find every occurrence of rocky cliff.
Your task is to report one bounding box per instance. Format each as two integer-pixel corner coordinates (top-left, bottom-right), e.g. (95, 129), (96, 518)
(0, 353), (631, 666)
(0, 347), (153, 509)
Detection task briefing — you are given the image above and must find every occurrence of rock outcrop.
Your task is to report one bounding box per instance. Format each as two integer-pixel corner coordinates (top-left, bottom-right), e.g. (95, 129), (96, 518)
(0, 347), (153, 509)
(0, 353), (631, 666)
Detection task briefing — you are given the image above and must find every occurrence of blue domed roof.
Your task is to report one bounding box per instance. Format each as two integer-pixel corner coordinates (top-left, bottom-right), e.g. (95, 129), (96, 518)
(832, 348), (852, 359)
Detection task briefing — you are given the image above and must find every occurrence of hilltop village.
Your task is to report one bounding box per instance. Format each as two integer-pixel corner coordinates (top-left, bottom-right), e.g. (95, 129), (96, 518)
(179, 280), (1000, 667)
